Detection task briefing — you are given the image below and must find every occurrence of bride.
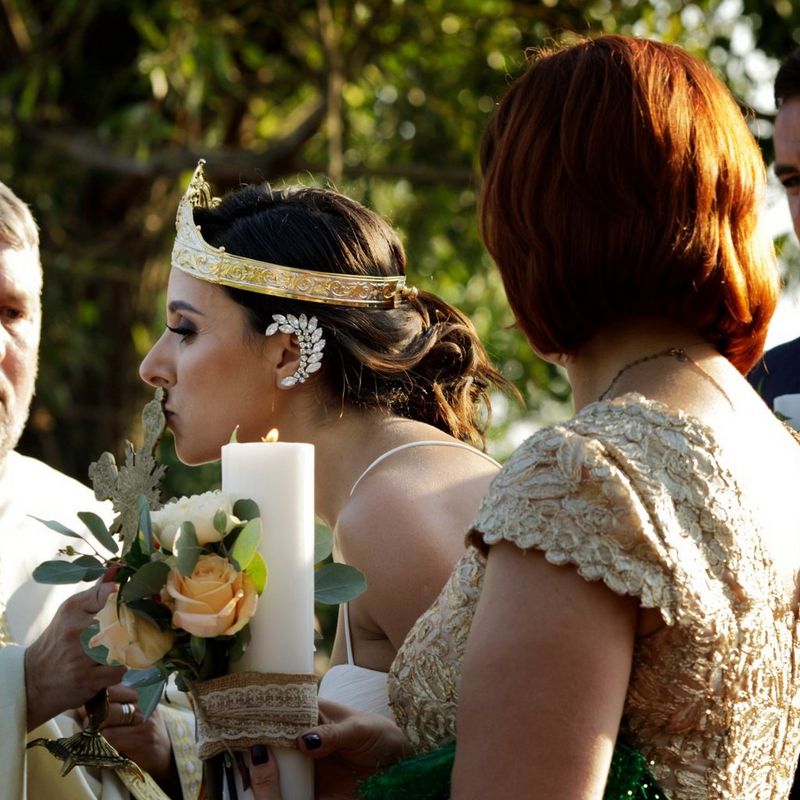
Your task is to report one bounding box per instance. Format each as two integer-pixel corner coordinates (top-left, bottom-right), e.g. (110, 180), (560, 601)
(139, 164), (510, 732)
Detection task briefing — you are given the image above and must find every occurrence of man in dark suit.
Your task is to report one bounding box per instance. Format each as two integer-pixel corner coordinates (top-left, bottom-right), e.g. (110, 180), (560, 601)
(748, 48), (800, 428)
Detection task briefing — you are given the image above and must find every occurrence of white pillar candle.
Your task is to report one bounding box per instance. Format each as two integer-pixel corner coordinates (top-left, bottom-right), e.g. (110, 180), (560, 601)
(221, 441), (316, 800)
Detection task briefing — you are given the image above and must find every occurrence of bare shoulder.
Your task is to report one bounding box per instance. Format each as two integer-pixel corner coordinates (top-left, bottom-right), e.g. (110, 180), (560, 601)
(335, 442), (499, 650)
(336, 443), (498, 563)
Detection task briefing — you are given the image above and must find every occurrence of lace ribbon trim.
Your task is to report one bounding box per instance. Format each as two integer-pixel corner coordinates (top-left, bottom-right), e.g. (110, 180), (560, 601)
(193, 671), (319, 759)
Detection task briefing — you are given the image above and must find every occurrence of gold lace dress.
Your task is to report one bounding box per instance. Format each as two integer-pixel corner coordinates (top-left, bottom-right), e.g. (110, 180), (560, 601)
(387, 394), (800, 799)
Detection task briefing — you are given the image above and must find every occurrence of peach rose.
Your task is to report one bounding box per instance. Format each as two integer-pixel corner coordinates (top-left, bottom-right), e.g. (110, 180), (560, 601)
(90, 590), (174, 669)
(163, 554), (258, 638)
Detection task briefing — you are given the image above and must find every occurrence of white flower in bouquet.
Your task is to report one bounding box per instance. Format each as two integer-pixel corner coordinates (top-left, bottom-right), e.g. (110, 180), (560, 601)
(152, 490), (241, 550)
(163, 553), (258, 638)
(90, 588), (175, 669)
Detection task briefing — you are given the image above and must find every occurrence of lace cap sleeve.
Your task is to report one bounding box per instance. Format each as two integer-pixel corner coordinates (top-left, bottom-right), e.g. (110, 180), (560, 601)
(470, 423), (682, 624)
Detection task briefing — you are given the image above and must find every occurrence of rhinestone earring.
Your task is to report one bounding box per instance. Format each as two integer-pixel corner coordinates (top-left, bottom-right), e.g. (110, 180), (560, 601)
(265, 313), (326, 388)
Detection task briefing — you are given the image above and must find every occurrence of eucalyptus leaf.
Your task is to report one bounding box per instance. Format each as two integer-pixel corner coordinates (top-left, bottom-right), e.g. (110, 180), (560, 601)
(80, 623), (111, 666)
(213, 508), (229, 535)
(229, 518), (261, 570)
(315, 562), (367, 605)
(244, 551), (268, 594)
(30, 516), (83, 539)
(73, 554), (108, 581)
(229, 426), (239, 443)
(33, 559), (101, 584)
(232, 498), (259, 522)
(121, 560), (171, 602)
(137, 680), (166, 718)
(175, 522), (201, 576)
(228, 624), (251, 663)
(123, 666), (165, 688)
(190, 635), (207, 665)
(138, 495), (153, 554)
(314, 521), (333, 563)
(77, 511), (118, 555)
(126, 598), (173, 629)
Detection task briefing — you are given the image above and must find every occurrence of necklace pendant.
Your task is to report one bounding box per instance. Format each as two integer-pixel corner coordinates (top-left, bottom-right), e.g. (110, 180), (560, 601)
(670, 347), (689, 362)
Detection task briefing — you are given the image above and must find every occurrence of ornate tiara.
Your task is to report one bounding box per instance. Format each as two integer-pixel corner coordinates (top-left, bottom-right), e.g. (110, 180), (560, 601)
(172, 160), (416, 308)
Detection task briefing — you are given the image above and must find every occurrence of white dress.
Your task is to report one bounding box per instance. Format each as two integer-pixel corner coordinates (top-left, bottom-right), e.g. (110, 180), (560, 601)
(318, 441), (500, 718)
(0, 452), (201, 800)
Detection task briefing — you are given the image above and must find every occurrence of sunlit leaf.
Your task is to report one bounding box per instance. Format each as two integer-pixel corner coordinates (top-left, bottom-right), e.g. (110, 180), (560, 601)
(244, 551), (268, 594)
(229, 518), (260, 570)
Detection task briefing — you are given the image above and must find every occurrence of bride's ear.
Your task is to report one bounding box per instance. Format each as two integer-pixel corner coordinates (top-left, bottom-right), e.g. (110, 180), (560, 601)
(267, 333), (302, 389)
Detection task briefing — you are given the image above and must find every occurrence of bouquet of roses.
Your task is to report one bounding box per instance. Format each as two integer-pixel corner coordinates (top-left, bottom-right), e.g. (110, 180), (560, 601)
(29, 389), (365, 799)
(34, 489), (266, 715)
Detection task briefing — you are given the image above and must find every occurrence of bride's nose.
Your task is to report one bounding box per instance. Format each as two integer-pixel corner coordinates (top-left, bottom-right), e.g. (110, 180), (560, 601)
(139, 333), (174, 388)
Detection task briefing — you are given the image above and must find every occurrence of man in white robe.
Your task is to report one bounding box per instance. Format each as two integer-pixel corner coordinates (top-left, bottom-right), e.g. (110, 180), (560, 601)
(0, 181), (200, 799)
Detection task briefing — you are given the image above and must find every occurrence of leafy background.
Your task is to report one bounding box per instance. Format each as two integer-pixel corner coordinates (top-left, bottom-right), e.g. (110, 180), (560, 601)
(2, 0), (799, 653)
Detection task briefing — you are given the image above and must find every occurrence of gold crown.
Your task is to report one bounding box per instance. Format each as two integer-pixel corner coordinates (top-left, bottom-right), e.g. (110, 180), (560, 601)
(172, 160), (417, 308)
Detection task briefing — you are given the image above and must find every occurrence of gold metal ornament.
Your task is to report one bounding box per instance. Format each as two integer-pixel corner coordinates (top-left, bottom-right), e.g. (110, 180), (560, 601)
(172, 159), (417, 308)
(28, 388), (171, 799)
(88, 386), (168, 551)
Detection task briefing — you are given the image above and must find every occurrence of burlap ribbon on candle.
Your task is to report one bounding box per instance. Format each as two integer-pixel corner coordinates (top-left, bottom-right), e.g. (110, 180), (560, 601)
(193, 671), (319, 759)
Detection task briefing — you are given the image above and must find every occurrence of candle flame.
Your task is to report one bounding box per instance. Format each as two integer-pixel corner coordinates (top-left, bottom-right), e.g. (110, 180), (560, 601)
(262, 428), (280, 443)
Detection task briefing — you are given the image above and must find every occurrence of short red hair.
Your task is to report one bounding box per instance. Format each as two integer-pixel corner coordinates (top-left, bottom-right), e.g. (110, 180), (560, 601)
(479, 35), (777, 373)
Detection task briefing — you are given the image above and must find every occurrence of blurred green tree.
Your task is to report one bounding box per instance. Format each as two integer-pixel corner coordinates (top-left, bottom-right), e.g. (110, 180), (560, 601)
(0, 0), (797, 486)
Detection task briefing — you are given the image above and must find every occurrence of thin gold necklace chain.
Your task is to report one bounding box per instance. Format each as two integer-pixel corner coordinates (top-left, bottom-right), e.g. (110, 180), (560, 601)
(598, 346), (734, 408)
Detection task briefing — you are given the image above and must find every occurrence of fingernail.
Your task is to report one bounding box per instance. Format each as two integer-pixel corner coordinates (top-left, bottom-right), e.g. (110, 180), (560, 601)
(302, 733), (322, 750)
(251, 744), (269, 765)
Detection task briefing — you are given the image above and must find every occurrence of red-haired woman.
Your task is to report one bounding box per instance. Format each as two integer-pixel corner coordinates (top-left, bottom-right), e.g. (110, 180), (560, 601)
(252, 35), (800, 800)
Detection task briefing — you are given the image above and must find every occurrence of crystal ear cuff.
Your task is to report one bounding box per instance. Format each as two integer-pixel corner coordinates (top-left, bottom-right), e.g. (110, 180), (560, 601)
(265, 314), (326, 387)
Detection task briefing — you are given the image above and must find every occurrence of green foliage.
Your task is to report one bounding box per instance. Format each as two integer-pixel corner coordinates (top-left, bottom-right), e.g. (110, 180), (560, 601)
(174, 522), (201, 575)
(315, 562), (368, 605)
(33, 556), (105, 583)
(5, 0), (800, 657)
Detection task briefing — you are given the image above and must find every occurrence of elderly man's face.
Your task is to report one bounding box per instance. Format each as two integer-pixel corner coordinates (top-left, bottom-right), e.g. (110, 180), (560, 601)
(0, 244), (40, 463)
(775, 95), (800, 241)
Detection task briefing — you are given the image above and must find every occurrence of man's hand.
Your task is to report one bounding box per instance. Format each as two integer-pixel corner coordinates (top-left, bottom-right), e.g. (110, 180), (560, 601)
(74, 683), (175, 785)
(24, 582), (126, 731)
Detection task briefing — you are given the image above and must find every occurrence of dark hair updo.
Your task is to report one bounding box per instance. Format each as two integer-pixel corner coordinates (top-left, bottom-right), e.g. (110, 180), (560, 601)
(192, 183), (509, 449)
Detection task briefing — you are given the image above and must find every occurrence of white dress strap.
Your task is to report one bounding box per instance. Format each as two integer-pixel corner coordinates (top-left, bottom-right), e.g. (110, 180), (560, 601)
(343, 601), (355, 664)
(348, 440), (500, 497)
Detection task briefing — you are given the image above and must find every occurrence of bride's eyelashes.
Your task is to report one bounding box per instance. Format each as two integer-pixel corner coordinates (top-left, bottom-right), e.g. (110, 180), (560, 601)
(166, 323), (196, 341)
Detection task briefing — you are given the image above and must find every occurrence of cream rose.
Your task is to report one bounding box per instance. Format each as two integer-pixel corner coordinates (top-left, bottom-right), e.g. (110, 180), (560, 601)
(163, 554), (258, 638)
(90, 589), (174, 669)
(151, 490), (241, 551)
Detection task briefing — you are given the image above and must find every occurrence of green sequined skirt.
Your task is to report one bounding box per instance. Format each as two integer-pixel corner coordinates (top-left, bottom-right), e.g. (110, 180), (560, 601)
(358, 738), (668, 799)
